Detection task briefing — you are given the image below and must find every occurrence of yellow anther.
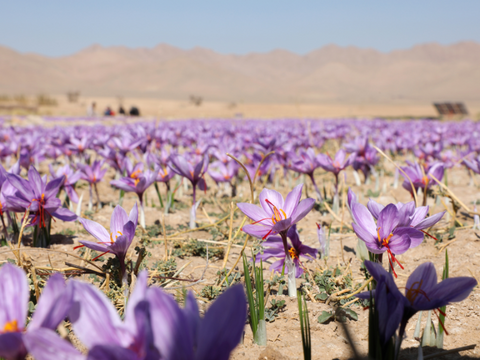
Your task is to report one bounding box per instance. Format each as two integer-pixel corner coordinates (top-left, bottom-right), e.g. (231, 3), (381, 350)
(3, 320), (19, 333)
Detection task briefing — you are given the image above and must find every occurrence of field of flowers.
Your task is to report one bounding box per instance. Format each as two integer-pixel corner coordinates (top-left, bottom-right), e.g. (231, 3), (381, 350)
(0, 117), (479, 360)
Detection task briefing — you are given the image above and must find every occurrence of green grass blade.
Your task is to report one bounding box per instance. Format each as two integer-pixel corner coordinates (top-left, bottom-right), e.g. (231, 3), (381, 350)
(243, 253), (257, 335)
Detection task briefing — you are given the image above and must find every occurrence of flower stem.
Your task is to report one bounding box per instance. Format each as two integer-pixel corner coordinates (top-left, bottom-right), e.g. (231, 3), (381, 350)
(280, 231), (297, 298)
(139, 197), (146, 229)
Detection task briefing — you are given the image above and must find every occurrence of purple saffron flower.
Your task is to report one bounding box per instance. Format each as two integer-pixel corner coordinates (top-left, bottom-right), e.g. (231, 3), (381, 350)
(169, 154), (209, 198)
(78, 160), (108, 185)
(110, 168), (157, 202)
(367, 199), (445, 233)
(237, 184), (315, 240)
(169, 154), (209, 228)
(357, 261), (477, 344)
(256, 225), (317, 277)
(401, 162), (444, 196)
(146, 283), (246, 360)
(5, 166), (77, 229)
(317, 149), (353, 176)
(26, 271), (155, 360)
(287, 148), (323, 201)
(155, 165), (175, 184)
(49, 164), (82, 203)
(0, 264), (73, 360)
(78, 203), (138, 277)
(208, 161), (238, 184)
(351, 202), (424, 277)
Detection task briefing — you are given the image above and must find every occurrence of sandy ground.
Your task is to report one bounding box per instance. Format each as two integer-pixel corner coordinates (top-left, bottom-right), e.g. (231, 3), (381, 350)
(2, 94), (480, 120)
(1, 155), (479, 359)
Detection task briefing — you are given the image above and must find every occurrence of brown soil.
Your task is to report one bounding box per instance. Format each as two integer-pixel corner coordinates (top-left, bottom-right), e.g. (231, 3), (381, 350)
(1, 159), (479, 360)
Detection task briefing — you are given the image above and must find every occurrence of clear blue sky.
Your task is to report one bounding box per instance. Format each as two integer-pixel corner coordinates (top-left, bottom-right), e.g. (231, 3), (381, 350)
(1, 0), (479, 57)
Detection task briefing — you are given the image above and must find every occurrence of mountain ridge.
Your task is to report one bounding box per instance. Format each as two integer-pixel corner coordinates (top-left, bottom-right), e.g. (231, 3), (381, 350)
(1, 42), (479, 103)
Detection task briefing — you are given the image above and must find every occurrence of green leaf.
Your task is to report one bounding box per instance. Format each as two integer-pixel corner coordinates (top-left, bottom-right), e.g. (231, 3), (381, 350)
(317, 293), (328, 301)
(343, 308), (358, 321)
(317, 311), (334, 324)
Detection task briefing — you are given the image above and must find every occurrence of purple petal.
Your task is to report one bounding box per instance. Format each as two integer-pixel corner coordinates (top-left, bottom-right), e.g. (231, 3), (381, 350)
(0, 264), (29, 329)
(428, 277), (477, 305)
(413, 211), (445, 230)
(258, 188), (284, 216)
(290, 198), (315, 224)
(124, 271), (148, 332)
(78, 218), (110, 244)
(87, 345), (139, 360)
(128, 203), (139, 229)
(242, 224), (273, 239)
(0, 330), (25, 360)
(410, 206), (429, 227)
(6, 173), (32, 200)
(352, 223), (378, 248)
(44, 176), (65, 200)
(351, 202), (377, 238)
(28, 166), (45, 196)
(110, 205), (129, 239)
(23, 329), (84, 360)
(393, 227), (424, 249)
(236, 203), (270, 225)
(69, 281), (130, 348)
(283, 184), (303, 218)
(195, 285), (246, 360)
(52, 207), (77, 222)
(197, 177), (208, 191)
(396, 201), (415, 227)
(110, 179), (136, 193)
(109, 234), (132, 260)
(377, 204), (400, 239)
(256, 247), (285, 261)
(367, 199), (384, 220)
(405, 262), (438, 298)
(79, 240), (110, 253)
(146, 287), (194, 360)
(386, 233), (411, 254)
(183, 291), (200, 350)
(272, 218), (293, 234)
(29, 273), (73, 331)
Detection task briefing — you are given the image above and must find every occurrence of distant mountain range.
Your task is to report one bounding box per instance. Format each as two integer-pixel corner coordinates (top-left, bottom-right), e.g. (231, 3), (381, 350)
(1, 42), (479, 103)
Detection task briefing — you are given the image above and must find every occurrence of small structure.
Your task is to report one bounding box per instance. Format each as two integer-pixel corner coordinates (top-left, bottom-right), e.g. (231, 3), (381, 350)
(433, 102), (468, 119)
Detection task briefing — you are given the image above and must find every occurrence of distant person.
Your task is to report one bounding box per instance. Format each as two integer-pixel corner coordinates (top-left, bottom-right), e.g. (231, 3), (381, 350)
(129, 106), (140, 116)
(86, 102), (96, 116)
(104, 106), (115, 116)
(118, 105), (126, 115)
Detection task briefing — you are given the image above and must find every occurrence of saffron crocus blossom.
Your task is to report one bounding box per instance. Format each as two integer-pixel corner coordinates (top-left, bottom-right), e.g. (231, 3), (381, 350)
(26, 271), (154, 360)
(463, 155), (480, 174)
(169, 154), (209, 229)
(78, 203), (138, 278)
(256, 225), (317, 277)
(367, 198), (445, 235)
(0, 264), (73, 360)
(351, 201), (424, 277)
(6, 166), (77, 247)
(49, 164), (82, 203)
(238, 184), (315, 240)
(110, 168), (157, 228)
(78, 160), (108, 210)
(287, 148), (323, 201)
(357, 261), (477, 348)
(401, 162), (444, 204)
(238, 184), (314, 297)
(26, 275), (247, 360)
(146, 283), (246, 360)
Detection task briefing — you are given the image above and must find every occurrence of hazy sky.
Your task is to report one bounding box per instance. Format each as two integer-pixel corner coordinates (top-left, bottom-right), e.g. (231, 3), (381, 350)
(1, 0), (479, 56)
